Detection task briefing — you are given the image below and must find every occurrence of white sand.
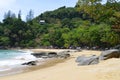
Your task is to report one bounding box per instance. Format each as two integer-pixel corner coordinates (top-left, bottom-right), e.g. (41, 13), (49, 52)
(0, 49), (120, 80)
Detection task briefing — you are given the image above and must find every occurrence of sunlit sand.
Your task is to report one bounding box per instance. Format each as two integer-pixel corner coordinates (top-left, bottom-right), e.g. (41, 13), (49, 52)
(0, 49), (120, 80)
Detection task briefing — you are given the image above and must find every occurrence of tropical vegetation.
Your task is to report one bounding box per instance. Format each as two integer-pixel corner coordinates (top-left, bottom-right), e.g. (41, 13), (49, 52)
(0, 0), (120, 49)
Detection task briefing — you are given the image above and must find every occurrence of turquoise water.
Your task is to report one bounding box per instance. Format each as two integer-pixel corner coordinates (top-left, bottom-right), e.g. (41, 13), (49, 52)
(0, 50), (24, 60)
(0, 50), (37, 74)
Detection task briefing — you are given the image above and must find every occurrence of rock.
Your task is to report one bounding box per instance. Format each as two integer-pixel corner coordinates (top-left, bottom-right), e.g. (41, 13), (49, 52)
(58, 51), (69, 54)
(41, 56), (48, 59)
(48, 52), (57, 58)
(76, 47), (82, 52)
(65, 54), (70, 57)
(32, 51), (71, 59)
(75, 55), (85, 62)
(31, 52), (47, 58)
(113, 45), (120, 50)
(76, 55), (99, 66)
(58, 51), (71, 59)
(59, 54), (70, 59)
(32, 52), (58, 58)
(99, 49), (120, 60)
(22, 61), (37, 66)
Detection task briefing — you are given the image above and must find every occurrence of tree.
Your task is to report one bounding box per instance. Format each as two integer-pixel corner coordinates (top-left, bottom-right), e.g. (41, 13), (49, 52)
(18, 10), (22, 20)
(0, 36), (10, 46)
(76, 0), (102, 22)
(26, 9), (34, 22)
(11, 13), (16, 18)
(4, 10), (11, 19)
(101, 31), (120, 46)
(4, 10), (16, 19)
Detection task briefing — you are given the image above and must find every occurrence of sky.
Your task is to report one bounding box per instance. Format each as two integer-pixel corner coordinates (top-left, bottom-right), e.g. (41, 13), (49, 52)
(0, 0), (78, 21)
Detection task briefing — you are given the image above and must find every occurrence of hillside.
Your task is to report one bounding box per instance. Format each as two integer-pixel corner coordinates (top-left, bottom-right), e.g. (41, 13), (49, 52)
(0, 0), (120, 49)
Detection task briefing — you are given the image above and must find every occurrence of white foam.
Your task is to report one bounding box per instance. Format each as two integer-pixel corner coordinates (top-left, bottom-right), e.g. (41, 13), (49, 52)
(0, 50), (37, 72)
(14, 50), (37, 62)
(18, 50), (33, 54)
(0, 66), (11, 72)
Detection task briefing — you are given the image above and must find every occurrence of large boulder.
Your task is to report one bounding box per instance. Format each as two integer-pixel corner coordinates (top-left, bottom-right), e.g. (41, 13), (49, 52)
(99, 49), (120, 60)
(76, 55), (99, 66)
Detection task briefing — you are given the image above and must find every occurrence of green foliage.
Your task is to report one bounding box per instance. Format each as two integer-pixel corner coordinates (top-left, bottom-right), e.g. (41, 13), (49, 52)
(0, 1), (119, 49)
(0, 36), (10, 46)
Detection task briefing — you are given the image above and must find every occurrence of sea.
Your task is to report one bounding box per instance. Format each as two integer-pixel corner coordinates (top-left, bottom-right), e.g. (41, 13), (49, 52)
(0, 50), (37, 76)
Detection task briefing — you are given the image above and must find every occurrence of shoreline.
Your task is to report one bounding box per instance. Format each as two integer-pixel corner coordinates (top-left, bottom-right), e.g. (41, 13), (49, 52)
(0, 56), (70, 77)
(0, 49), (120, 80)
(26, 58), (70, 72)
(0, 49), (72, 77)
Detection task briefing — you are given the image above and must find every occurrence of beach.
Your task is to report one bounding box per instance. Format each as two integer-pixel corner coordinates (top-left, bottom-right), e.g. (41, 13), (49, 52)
(0, 49), (120, 80)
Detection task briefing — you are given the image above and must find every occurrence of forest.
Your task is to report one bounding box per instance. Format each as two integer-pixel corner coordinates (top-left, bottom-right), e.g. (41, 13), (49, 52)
(0, 0), (120, 49)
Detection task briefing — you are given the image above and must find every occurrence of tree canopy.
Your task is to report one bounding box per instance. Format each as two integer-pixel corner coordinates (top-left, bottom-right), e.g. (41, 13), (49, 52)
(0, 0), (119, 49)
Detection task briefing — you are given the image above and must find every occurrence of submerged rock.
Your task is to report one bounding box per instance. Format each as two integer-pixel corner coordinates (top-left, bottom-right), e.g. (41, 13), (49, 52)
(76, 55), (99, 66)
(99, 49), (120, 60)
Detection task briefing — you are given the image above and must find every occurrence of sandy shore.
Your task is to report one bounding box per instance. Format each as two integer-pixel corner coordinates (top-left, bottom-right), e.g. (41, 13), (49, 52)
(0, 49), (120, 80)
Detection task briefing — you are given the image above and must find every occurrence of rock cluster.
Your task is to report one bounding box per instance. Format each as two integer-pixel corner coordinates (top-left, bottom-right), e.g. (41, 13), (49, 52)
(76, 48), (120, 66)
(31, 51), (71, 59)
(22, 50), (72, 66)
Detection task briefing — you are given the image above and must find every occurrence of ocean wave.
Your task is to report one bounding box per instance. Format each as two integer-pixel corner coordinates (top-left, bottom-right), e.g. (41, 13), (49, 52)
(0, 50), (37, 72)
